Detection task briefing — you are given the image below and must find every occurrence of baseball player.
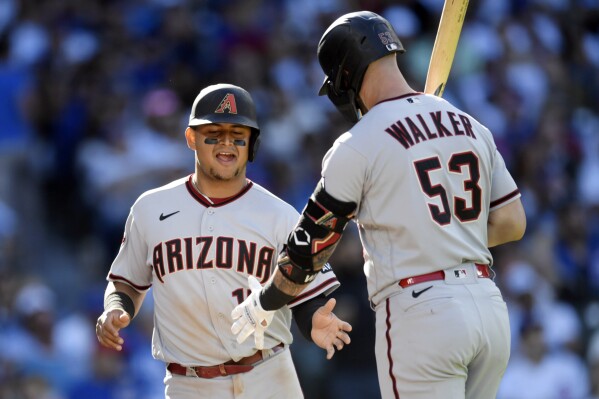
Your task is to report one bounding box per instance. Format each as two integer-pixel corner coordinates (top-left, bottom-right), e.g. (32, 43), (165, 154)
(231, 11), (527, 399)
(95, 83), (352, 399)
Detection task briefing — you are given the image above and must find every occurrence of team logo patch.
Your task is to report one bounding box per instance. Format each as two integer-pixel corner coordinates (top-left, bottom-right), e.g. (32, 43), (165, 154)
(214, 93), (238, 114)
(280, 263), (294, 277)
(454, 269), (468, 278)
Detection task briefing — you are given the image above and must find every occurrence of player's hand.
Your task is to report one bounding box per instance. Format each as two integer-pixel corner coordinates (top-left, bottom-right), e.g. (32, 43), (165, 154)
(231, 276), (275, 349)
(96, 309), (131, 351)
(311, 298), (352, 360)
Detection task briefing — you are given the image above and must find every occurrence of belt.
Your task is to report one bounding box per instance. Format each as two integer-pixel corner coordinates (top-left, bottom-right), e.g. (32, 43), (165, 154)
(398, 263), (491, 288)
(167, 343), (284, 379)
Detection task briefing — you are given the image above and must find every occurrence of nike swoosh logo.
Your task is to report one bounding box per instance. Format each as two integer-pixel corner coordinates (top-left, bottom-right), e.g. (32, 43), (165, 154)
(159, 211), (180, 221)
(412, 285), (433, 298)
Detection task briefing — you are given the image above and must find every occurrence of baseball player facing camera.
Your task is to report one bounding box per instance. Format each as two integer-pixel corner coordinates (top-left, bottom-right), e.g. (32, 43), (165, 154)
(232, 11), (526, 399)
(96, 83), (352, 399)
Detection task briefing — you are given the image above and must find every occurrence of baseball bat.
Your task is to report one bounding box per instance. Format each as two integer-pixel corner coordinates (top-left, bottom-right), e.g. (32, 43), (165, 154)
(424, 0), (470, 97)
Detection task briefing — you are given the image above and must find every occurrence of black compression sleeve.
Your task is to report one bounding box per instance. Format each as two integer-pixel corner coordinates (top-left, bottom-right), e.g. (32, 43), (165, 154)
(259, 279), (296, 311)
(104, 291), (135, 319)
(291, 295), (328, 342)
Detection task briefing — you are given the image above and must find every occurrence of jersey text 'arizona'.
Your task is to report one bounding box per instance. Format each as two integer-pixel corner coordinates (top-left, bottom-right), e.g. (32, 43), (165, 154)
(152, 236), (274, 284)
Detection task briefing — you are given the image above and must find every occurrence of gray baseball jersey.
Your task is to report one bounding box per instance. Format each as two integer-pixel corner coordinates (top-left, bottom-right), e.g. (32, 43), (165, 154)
(321, 93), (520, 302)
(107, 175), (340, 367)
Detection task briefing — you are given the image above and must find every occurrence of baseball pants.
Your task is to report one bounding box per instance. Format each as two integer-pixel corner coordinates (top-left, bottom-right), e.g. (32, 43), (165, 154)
(373, 263), (511, 399)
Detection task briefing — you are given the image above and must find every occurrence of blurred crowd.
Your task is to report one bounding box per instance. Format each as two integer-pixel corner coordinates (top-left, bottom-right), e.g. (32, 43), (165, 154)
(0, 0), (598, 398)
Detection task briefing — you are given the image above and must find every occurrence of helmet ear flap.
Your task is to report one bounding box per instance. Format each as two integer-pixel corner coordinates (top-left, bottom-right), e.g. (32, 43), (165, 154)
(325, 87), (361, 124)
(248, 131), (260, 162)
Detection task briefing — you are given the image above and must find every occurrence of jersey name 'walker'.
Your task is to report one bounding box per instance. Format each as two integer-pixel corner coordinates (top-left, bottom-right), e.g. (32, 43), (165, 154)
(107, 175), (339, 366)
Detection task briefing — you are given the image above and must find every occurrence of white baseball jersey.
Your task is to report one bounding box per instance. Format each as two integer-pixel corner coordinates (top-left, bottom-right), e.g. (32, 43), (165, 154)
(320, 93), (520, 301)
(107, 175), (339, 366)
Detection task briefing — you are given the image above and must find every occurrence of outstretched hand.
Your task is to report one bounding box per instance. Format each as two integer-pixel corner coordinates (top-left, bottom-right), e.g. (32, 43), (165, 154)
(96, 309), (131, 351)
(311, 298), (352, 360)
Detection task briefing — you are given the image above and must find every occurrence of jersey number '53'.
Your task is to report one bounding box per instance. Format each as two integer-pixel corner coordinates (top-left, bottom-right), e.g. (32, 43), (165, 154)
(414, 151), (482, 226)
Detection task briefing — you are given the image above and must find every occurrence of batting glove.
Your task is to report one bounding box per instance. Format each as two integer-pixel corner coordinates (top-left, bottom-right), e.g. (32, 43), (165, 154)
(231, 275), (275, 349)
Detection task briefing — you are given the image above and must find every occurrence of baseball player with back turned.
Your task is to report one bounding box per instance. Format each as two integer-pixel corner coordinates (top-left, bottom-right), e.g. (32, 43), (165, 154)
(231, 11), (527, 399)
(95, 83), (352, 399)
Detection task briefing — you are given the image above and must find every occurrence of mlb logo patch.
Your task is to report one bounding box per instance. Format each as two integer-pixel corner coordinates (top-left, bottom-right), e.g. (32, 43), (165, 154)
(454, 269), (468, 278)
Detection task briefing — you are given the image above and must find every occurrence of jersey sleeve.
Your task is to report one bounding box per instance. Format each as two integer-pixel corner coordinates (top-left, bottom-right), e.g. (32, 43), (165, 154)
(107, 209), (153, 292)
(489, 148), (521, 211)
(286, 263), (339, 308)
(320, 139), (368, 205)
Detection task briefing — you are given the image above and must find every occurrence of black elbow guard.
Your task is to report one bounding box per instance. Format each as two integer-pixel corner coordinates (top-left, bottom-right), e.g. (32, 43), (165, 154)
(278, 182), (356, 284)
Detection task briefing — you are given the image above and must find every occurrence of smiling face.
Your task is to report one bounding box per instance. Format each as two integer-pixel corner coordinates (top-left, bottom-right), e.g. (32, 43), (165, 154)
(185, 123), (252, 189)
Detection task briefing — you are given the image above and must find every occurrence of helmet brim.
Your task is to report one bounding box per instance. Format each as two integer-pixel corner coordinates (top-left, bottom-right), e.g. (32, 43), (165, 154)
(188, 115), (259, 131)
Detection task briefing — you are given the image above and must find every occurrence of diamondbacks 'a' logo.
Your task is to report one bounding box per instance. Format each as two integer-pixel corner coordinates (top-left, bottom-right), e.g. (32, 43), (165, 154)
(214, 93), (238, 114)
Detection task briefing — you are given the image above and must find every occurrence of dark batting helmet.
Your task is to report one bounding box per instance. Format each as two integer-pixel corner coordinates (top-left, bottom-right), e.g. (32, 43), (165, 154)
(188, 83), (261, 162)
(317, 11), (405, 123)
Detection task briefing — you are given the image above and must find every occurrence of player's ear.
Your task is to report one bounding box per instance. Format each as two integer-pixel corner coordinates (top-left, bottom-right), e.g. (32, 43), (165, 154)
(185, 127), (197, 150)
